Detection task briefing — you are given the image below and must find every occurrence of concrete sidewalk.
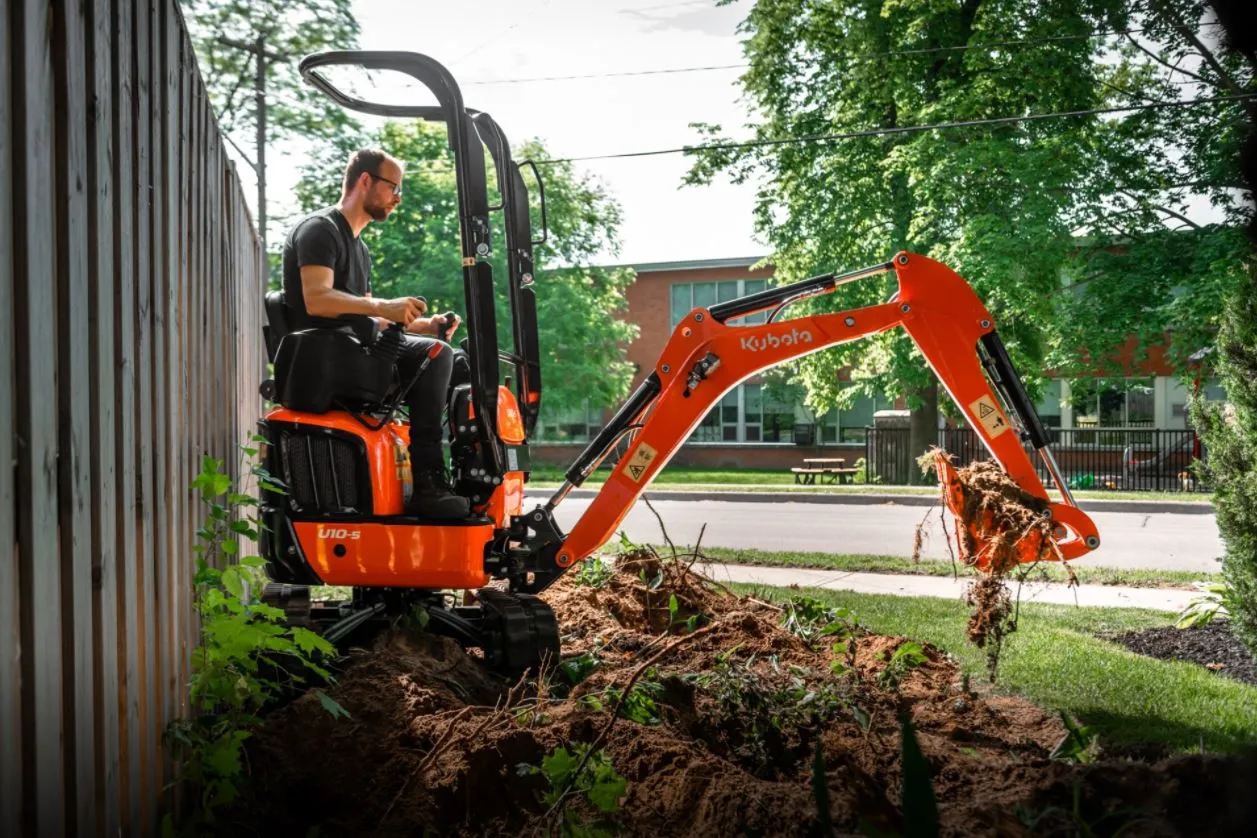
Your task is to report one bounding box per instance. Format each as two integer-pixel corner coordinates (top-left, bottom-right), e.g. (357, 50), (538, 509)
(693, 561), (1196, 613)
(534, 486), (1215, 515)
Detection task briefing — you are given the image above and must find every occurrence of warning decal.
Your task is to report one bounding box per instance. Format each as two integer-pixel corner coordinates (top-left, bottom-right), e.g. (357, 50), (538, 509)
(969, 395), (1010, 438)
(622, 442), (658, 483)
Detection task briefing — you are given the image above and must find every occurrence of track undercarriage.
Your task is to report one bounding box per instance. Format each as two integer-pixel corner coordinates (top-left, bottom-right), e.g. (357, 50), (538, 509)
(261, 582), (560, 678)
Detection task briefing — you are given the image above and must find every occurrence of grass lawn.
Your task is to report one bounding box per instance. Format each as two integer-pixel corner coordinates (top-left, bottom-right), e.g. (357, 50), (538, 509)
(525, 466), (1213, 504)
(662, 544), (1222, 590)
(740, 583), (1257, 754)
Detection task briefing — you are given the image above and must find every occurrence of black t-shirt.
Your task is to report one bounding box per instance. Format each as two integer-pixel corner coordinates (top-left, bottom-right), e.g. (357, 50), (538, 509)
(281, 206), (376, 343)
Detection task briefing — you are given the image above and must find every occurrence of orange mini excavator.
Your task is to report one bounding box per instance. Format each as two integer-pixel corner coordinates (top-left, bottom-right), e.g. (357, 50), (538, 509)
(256, 50), (1101, 676)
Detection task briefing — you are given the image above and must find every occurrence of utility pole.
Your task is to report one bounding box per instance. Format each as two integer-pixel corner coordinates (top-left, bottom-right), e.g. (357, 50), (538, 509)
(218, 34), (286, 254)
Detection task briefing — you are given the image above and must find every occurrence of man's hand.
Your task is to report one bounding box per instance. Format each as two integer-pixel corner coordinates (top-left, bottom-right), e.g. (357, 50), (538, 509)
(375, 296), (427, 325)
(406, 311), (462, 341)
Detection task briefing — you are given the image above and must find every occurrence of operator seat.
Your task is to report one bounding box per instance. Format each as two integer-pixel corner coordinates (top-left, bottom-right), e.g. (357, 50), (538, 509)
(259, 289), (394, 413)
(263, 290), (292, 363)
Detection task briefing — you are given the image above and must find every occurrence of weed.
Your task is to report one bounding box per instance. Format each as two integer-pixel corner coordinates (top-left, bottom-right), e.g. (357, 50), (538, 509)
(779, 595), (857, 647)
(574, 556), (616, 589)
(163, 450), (348, 834)
(1176, 581), (1235, 628)
(519, 743), (627, 838)
(582, 674), (665, 726)
(1050, 710), (1100, 765)
(686, 654), (851, 776)
(878, 642), (928, 690)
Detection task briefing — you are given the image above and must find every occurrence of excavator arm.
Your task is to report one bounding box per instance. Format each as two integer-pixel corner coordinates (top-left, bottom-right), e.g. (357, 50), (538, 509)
(506, 252), (1099, 593)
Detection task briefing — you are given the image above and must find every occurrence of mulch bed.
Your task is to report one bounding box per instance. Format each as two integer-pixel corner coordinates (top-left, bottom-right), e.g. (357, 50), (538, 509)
(1110, 621), (1257, 687)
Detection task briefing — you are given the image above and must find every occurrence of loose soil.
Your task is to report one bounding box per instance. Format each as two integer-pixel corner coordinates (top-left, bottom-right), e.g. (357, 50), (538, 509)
(1109, 621), (1257, 687)
(226, 549), (1257, 837)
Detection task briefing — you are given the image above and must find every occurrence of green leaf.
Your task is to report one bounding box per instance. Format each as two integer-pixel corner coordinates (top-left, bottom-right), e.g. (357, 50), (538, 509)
(315, 689), (353, 720)
(586, 769), (626, 814)
(221, 568), (243, 599)
(221, 539), (238, 556)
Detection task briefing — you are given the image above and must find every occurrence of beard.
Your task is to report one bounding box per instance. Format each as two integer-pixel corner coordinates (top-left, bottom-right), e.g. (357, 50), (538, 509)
(365, 199), (394, 221)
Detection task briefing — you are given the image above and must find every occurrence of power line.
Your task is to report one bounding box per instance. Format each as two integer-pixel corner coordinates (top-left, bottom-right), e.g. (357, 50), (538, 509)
(531, 92), (1255, 165)
(455, 21), (1224, 87)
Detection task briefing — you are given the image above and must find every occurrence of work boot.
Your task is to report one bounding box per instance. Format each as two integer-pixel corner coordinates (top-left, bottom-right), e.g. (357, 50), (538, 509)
(409, 467), (471, 520)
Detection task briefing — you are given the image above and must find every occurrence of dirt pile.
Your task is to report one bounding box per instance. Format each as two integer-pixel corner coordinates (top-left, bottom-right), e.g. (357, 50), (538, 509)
(223, 548), (1257, 837)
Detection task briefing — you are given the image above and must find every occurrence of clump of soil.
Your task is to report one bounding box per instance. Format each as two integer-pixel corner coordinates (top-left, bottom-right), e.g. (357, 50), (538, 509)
(1110, 621), (1257, 686)
(923, 450), (1076, 680)
(223, 549), (1257, 837)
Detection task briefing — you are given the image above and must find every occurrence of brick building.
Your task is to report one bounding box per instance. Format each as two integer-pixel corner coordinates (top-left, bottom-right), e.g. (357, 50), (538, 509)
(529, 256), (1218, 473)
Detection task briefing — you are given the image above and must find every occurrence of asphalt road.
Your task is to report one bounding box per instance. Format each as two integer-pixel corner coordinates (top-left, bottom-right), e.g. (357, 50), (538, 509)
(535, 496), (1224, 574)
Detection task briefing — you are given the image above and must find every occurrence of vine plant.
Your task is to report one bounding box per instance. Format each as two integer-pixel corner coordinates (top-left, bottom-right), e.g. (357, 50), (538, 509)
(163, 443), (348, 834)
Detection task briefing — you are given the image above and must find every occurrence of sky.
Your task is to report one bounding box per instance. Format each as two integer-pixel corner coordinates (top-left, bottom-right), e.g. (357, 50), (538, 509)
(260, 0), (768, 266)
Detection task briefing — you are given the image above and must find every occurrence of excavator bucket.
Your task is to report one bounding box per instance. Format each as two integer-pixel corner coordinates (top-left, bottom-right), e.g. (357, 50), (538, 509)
(930, 449), (1062, 575)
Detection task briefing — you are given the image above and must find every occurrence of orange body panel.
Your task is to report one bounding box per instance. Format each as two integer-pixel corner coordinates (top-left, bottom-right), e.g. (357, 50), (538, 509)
(481, 472), (526, 526)
(497, 387), (525, 445)
(556, 252), (1100, 568)
(293, 520), (492, 588)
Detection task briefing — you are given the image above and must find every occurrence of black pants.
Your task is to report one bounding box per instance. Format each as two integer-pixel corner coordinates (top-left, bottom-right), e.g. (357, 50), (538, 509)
(394, 334), (454, 471)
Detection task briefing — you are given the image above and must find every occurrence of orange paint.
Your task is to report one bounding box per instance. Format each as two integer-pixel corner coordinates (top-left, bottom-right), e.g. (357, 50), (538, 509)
(293, 520), (492, 588)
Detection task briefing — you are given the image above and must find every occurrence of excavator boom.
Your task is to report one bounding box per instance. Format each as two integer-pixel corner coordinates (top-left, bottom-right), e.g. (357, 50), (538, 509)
(508, 252), (1099, 592)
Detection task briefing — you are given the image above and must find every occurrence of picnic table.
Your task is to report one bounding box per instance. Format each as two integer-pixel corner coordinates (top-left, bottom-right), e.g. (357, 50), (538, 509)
(791, 457), (858, 485)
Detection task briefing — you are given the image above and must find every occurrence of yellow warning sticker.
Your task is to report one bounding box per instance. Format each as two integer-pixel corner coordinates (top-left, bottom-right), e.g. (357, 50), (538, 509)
(622, 442), (658, 483)
(969, 395), (1011, 438)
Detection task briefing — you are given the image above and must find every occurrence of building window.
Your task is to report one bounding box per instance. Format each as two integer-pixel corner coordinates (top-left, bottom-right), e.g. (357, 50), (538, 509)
(535, 402), (602, 442)
(670, 278), (769, 327)
(1070, 377), (1155, 428)
(819, 395), (879, 443)
(1034, 379), (1063, 427)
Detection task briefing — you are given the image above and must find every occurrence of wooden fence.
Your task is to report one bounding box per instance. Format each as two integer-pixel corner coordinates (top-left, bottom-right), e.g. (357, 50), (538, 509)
(2, 0), (265, 834)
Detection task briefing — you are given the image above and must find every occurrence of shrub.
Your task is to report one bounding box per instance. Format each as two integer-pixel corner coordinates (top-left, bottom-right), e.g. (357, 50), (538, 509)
(1191, 264), (1257, 658)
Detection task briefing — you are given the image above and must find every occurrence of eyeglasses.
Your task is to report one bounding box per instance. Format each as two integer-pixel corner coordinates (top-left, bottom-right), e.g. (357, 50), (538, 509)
(368, 172), (403, 197)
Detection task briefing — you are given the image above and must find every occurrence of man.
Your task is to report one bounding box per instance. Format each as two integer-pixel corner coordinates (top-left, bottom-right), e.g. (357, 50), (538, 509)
(281, 148), (470, 520)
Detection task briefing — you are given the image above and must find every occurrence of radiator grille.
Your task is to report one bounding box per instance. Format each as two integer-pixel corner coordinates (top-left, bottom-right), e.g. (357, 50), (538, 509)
(280, 430), (371, 514)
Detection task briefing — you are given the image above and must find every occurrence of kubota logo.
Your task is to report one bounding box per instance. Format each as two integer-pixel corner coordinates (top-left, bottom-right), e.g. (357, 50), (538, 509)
(740, 328), (814, 352)
(317, 527), (361, 540)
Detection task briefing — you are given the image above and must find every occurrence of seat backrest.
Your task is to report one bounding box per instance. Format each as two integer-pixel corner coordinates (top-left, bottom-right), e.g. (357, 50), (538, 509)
(263, 290), (290, 362)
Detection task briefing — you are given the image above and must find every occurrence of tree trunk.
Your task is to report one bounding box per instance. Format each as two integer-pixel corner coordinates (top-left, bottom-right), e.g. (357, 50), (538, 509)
(909, 380), (940, 484)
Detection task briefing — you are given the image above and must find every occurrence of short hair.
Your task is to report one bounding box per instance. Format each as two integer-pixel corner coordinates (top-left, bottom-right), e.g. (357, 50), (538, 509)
(342, 148), (395, 195)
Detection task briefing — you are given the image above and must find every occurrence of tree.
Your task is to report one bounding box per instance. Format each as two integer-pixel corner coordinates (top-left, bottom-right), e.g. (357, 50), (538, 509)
(1050, 0), (1254, 377)
(291, 121), (639, 423)
(1187, 0), (1257, 657)
(180, 0), (361, 252)
(688, 0), (1130, 475)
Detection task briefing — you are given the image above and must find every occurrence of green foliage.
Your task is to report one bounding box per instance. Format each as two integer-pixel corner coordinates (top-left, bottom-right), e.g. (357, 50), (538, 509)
(778, 594), (857, 647)
(1049, 710), (1099, 765)
(1175, 580), (1237, 629)
(689, 0), (1247, 422)
(573, 556), (615, 589)
(165, 451), (346, 832)
(878, 641), (929, 690)
(1191, 261), (1257, 658)
(293, 121), (639, 420)
(518, 744), (626, 838)
(180, 0), (362, 248)
(687, 653), (852, 776)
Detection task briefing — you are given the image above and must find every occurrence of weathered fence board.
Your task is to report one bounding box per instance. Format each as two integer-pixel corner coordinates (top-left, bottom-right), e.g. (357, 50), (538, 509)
(0, 3), (20, 835)
(87, 0), (123, 832)
(3, 0), (265, 831)
(52, 1), (98, 833)
(14, 0), (69, 834)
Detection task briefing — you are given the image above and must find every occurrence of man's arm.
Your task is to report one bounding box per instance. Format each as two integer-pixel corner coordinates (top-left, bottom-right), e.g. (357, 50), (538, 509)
(302, 265), (425, 324)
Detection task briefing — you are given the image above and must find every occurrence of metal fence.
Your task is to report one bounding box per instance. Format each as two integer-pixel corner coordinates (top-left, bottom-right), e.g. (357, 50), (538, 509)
(866, 427), (1207, 492)
(2, 1), (265, 835)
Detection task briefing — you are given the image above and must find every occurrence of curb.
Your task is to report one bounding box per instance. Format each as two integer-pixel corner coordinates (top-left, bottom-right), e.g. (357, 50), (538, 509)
(531, 487), (1215, 515)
